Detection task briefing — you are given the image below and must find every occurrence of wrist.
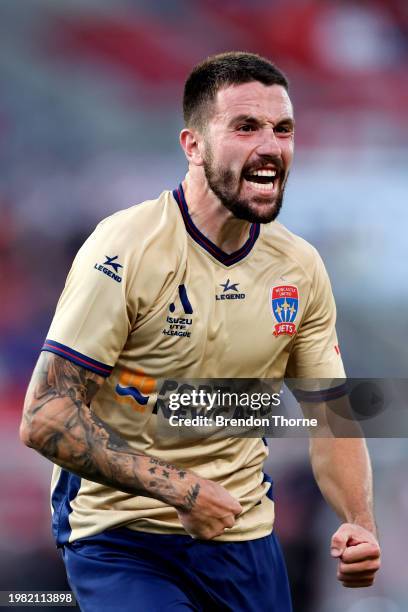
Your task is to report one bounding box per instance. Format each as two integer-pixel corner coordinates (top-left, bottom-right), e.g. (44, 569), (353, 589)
(345, 514), (377, 538)
(139, 455), (199, 510)
(173, 473), (201, 512)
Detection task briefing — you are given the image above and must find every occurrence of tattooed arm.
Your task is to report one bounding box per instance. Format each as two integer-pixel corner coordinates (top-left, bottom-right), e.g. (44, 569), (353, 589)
(20, 352), (241, 539)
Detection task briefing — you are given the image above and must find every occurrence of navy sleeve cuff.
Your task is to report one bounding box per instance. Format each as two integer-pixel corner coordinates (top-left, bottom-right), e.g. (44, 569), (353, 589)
(291, 383), (349, 403)
(42, 339), (113, 377)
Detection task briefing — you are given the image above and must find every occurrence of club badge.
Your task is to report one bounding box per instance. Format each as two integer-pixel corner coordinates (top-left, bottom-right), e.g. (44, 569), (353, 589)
(270, 285), (299, 336)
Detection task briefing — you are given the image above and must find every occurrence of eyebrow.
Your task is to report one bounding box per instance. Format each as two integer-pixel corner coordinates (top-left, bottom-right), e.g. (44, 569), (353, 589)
(228, 114), (295, 128)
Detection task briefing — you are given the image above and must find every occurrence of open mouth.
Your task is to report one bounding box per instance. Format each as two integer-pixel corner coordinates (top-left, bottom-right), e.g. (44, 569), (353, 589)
(242, 169), (277, 193)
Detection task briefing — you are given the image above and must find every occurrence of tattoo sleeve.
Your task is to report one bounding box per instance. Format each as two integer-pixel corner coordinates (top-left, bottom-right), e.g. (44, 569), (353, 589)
(21, 352), (195, 511)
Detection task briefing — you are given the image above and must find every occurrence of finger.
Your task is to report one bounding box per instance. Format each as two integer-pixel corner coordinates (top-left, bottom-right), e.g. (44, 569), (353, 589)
(341, 542), (380, 564)
(197, 527), (218, 540)
(204, 520), (237, 540)
(330, 523), (363, 557)
(215, 524), (235, 538)
(340, 576), (376, 588)
(339, 574), (377, 587)
(232, 500), (243, 515)
(338, 568), (378, 581)
(341, 578), (375, 589)
(331, 523), (377, 558)
(339, 559), (381, 575)
(331, 525), (352, 557)
(223, 514), (235, 529)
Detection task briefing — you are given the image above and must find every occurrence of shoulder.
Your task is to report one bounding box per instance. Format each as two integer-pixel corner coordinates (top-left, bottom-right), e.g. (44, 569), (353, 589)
(72, 190), (187, 283)
(78, 190), (186, 262)
(260, 221), (323, 283)
(93, 190), (184, 244)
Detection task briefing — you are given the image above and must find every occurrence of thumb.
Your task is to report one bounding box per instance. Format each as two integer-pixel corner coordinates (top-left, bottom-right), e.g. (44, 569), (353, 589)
(330, 525), (350, 558)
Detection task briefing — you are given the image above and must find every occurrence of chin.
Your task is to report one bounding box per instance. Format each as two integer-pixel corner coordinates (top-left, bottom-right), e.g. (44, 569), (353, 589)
(254, 212), (279, 224)
(231, 203), (280, 224)
(248, 200), (281, 224)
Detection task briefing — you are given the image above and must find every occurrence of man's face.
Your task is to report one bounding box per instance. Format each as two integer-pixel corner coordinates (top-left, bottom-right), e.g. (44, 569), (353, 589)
(202, 82), (294, 223)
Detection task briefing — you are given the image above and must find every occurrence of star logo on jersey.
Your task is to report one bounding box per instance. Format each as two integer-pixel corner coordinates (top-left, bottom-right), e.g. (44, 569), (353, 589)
(94, 255), (123, 283)
(270, 285), (299, 336)
(103, 255), (123, 273)
(220, 279), (240, 292)
(216, 279), (245, 301)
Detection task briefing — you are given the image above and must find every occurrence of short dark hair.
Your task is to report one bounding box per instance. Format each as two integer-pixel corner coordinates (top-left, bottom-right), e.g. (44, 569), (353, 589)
(183, 51), (289, 130)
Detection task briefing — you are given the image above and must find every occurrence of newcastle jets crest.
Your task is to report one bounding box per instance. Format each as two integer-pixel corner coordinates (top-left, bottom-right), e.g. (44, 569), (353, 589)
(270, 285), (299, 336)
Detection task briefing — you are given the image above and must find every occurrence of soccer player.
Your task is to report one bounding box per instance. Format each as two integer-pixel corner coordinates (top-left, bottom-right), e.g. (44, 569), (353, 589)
(20, 52), (380, 611)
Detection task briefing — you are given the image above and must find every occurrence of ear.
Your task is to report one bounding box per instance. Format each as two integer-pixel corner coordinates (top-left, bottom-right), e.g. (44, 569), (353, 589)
(179, 128), (204, 166)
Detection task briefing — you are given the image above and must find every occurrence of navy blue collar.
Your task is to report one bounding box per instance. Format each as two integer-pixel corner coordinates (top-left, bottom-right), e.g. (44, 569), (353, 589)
(172, 184), (260, 267)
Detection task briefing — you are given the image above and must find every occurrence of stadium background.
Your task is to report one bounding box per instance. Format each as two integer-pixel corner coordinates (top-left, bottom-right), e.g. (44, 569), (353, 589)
(0, 1), (407, 610)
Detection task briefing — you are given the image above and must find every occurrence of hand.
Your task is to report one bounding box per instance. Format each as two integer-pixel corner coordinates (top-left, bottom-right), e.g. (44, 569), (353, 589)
(176, 477), (242, 540)
(331, 523), (381, 588)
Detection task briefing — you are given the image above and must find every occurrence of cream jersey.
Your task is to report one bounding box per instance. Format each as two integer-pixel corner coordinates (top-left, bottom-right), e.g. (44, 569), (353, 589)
(44, 185), (345, 545)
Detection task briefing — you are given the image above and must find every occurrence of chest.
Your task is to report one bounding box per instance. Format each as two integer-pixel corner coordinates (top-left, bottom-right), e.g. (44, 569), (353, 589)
(118, 243), (312, 379)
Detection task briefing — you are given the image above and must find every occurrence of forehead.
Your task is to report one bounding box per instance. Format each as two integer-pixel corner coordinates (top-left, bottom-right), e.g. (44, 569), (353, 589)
(212, 81), (293, 123)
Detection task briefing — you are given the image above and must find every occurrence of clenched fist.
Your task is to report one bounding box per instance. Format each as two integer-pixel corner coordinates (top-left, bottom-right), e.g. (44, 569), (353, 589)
(331, 523), (381, 588)
(176, 477), (242, 540)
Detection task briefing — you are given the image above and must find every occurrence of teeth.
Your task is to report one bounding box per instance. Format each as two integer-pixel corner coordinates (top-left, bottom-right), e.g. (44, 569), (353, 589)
(250, 182), (274, 192)
(249, 169), (276, 177)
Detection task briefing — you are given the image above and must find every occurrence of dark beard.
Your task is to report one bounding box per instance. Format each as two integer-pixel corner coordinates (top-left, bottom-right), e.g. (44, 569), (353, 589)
(203, 157), (285, 224)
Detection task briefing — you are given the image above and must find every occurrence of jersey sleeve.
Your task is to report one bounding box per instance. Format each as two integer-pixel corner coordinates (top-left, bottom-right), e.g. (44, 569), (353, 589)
(42, 217), (137, 377)
(285, 248), (346, 397)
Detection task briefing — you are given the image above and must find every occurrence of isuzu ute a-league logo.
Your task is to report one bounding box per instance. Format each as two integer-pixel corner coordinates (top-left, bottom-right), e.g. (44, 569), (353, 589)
(162, 284), (194, 338)
(270, 285), (299, 336)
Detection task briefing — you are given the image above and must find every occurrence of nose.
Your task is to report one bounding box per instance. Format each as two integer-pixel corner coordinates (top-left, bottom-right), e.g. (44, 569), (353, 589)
(256, 127), (282, 157)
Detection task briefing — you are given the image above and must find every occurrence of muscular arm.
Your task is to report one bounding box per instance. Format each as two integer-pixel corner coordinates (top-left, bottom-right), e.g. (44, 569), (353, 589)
(303, 398), (380, 587)
(20, 352), (196, 509)
(309, 435), (375, 533)
(20, 352), (241, 538)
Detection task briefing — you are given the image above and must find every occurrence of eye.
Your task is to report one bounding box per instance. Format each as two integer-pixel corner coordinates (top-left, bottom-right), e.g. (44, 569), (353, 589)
(275, 123), (294, 135)
(237, 124), (256, 132)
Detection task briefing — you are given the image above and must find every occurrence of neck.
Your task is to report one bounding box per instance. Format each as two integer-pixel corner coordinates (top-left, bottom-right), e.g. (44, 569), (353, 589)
(181, 174), (253, 254)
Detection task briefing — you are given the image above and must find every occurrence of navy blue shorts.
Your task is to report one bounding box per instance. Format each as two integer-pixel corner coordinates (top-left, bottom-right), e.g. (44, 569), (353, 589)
(62, 528), (292, 611)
